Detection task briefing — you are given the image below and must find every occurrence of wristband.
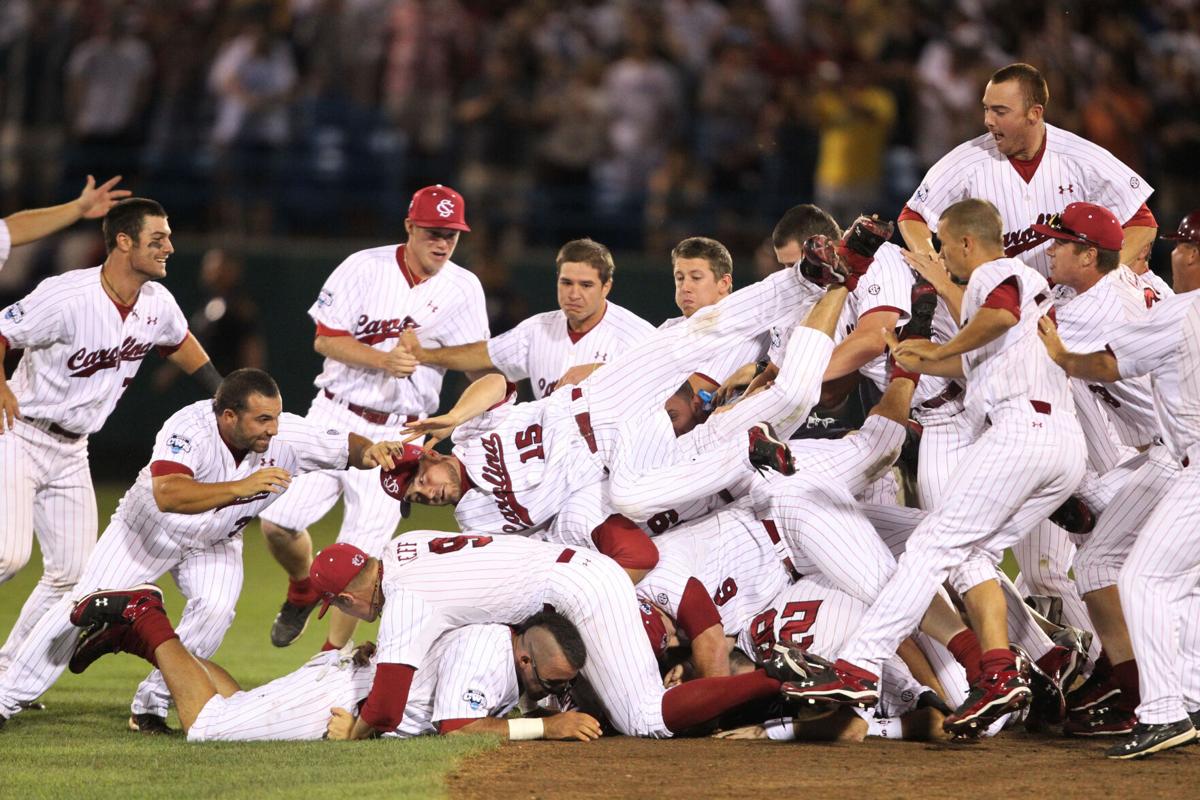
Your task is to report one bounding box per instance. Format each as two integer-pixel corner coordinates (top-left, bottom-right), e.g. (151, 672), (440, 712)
(507, 717), (545, 740)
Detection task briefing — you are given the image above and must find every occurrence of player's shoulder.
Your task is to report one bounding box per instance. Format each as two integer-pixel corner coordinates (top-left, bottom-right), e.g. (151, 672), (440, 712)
(972, 257), (1043, 290)
(520, 308), (566, 329)
(602, 301), (656, 333)
(29, 265), (100, 299)
(138, 279), (182, 306)
(159, 400), (214, 436)
(335, 244), (401, 275)
(866, 241), (910, 274)
(437, 260), (485, 292)
(1044, 123), (1116, 162)
(928, 132), (1002, 174)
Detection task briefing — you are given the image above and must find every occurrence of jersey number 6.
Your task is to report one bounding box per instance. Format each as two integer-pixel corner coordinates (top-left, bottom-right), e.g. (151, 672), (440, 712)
(428, 535), (495, 554)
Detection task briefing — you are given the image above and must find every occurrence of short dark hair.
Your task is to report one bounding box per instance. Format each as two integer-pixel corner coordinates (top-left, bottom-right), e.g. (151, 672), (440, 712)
(1070, 242), (1121, 274)
(990, 63), (1049, 110)
(772, 204), (842, 248)
(518, 611), (587, 671)
(213, 369), (280, 415)
(103, 198), (167, 253)
(556, 238), (615, 284)
(939, 198), (1004, 248)
(671, 236), (733, 280)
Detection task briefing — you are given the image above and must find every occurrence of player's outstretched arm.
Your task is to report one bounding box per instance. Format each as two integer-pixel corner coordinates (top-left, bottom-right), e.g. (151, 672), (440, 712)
(1037, 317), (1121, 383)
(151, 468), (292, 514)
(402, 329), (495, 373)
(402, 373), (511, 446)
(823, 308), (900, 381)
(447, 712), (602, 741)
(166, 333), (222, 394)
(3, 175), (130, 246)
(882, 329), (965, 379)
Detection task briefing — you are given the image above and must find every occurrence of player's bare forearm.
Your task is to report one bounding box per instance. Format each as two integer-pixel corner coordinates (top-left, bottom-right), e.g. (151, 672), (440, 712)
(314, 334), (387, 371)
(898, 219), (935, 255)
(937, 307), (1016, 359)
(1058, 351), (1121, 383)
(346, 433), (373, 469)
(152, 468), (291, 514)
(167, 333), (212, 374)
(896, 637), (948, 700)
(415, 340), (494, 373)
(689, 623), (732, 678)
(4, 176), (129, 244)
(1119, 225), (1157, 268)
(801, 285), (851, 339)
(822, 310), (898, 380)
(446, 373), (511, 425)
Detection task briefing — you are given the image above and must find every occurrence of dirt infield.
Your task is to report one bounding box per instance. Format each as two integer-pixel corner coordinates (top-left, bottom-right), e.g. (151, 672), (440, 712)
(449, 732), (1198, 799)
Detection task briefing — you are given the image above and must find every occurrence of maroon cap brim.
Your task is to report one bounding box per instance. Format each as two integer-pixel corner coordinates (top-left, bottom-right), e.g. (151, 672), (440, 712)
(1030, 223), (1083, 244)
(317, 597), (334, 619)
(409, 219), (471, 232)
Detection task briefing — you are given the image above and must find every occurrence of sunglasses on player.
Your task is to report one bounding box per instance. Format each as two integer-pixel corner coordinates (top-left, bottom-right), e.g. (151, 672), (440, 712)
(529, 649), (575, 695)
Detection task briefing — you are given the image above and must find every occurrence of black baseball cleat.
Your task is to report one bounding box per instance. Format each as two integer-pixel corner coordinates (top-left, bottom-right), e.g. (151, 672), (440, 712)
(1050, 495), (1096, 535)
(1105, 719), (1197, 759)
(70, 584), (164, 628)
(747, 423), (795, 476)
(917, 689), (955, 716)
(69, 623), (130, 674)
(943, 659), (1032, 736)
(270, 600), (318, 648)
(17, 701), (46, 711)
(128, 713), (178, 736)
(1063, 703), (1136, 737)
(902, 278), (939, 340)
(762, 644), (826, 683)
(781, 658), (880, 708)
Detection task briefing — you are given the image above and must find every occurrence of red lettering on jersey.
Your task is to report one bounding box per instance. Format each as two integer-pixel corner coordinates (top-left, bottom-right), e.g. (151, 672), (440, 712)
(479, 433), (536, 532)
(713, 577), (738, 606)
(777, 600), (824, 651)
(514, 424), (545, 463)
(747, 608), (779, 660)
(67, 336), (155, 377)
(428, 535), (493, 554)
(353, 314), (420, 346)
(1003, 212), (1056, 258)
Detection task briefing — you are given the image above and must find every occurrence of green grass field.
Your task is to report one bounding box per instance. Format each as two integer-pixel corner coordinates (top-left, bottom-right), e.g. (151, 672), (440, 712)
(0, 485), (495, 800)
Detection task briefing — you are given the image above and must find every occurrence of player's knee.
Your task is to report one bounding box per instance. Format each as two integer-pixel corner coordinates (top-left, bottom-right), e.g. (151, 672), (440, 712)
(0, 542), (34, 583)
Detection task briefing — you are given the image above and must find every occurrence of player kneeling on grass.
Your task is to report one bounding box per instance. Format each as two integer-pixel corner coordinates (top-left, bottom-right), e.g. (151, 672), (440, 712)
(67, 585), (601, 743)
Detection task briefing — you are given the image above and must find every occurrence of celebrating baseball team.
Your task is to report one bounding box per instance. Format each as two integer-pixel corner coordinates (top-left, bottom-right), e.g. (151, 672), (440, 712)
(2, 62), (1199, 763)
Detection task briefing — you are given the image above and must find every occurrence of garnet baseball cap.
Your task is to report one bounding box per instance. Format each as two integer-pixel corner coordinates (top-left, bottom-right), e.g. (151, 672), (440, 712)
(1031, 202), (1124, 252)
(407, 185), (470, 232)
(639, 596), (669, 661)
(379, 443), (427, 517)
(310, 542), (370, 619)
(1162, 209), (1200, 245)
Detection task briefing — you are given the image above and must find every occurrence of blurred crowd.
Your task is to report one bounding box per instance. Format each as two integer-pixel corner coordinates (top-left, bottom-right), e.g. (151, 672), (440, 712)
(1, 0), (1198, 270)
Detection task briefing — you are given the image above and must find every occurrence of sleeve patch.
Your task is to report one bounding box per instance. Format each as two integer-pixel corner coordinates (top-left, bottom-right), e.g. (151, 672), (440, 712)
(462, 688), (488, 711)
(2, 302), (24, 324)
(166, 434), (192, 454)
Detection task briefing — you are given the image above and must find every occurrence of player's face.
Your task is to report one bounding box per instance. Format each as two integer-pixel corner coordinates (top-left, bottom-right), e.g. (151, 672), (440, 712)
(936, 222), (971, 281)
(773, 240), (804, 270)
(1047, 240), (1092, 290)
(404, 455), (464, 506)
(662, 394), (701, 436)
(515, 633), (576, 701)
(982, 80), (1041, 158)
(225, 392), (282, 453)
(673, 258), (732, 318)
(557, 261), (611, 327)
(127, 216), (173, 280)
(1171, 242), (1200, 293)
(405, 222), (461, 277)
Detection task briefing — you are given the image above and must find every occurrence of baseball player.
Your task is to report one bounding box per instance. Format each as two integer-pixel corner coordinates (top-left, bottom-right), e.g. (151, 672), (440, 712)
(0, 198), (221, 684)
(0, 369), (406, 733)
(1038, 210), (1200, 759)
(0, 175), (130, 273)
(784, 198), (1086, 737)
(66, 587), (601, 743)
(259, 185), (490, 652)
(404, 238), (654, 398)
(304, 532), (817, 740)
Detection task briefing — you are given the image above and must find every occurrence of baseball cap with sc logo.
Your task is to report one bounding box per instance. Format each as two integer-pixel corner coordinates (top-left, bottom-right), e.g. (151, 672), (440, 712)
(407, 185), (471, 232)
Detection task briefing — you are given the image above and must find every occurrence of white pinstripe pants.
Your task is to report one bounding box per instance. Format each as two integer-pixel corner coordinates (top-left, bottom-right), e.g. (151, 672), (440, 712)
(0, 423), (97, 673)
(840, 409), (1085, 674)
(0, 517), (243, 719)
(1118, 461), (1200, 724)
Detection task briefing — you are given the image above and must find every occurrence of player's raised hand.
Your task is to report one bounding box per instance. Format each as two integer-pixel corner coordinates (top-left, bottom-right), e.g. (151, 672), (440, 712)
(360, 440), (406, 470)
(400, 414), (459, 450)
(901, 248), (950, 287)
(0, 383), (21, 434)
(542, 711), (603, 742)
(324, 707), (356, 740)
(77, 175), (132, 219)
(234, 466), (292, 498)
(381, 343), (419, 379)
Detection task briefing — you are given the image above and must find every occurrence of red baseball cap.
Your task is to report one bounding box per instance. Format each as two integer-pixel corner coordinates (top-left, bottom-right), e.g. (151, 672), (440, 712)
(1031, 202), (1124, 252)
(1162, 210), (1200, 245)
(310, 542), (371, 619)
(379, 443), (427, 517)
(407, 185), (470, 232)
(638, 596), (669, 661)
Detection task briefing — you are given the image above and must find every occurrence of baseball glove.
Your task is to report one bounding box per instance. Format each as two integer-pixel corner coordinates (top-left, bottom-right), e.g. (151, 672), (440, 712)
(798, 234), (850, 288)
(841, 214), (895, 258)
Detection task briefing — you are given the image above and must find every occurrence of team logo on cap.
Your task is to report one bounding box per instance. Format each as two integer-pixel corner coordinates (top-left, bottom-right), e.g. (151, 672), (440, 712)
(351, 553), (366, 567)
(436, 199), (455, 218)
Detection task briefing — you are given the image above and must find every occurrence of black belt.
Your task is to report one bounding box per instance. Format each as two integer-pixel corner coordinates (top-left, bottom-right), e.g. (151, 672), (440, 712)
(323, 389), (415, 427)
(26, 418), (83, 441)
(920, 381), (963, 410)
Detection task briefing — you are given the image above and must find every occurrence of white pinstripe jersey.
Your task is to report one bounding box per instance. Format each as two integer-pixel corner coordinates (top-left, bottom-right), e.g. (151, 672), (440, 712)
(637, 501), (794, 637)
(0, 266), (188, 434)
(452, 392), (606, 535)
(309, 244), (488, 416)
(1055, 265), (1158, 447)
(487, 302), (655, 398)
(907, 124), (1152, 278)
(389, 624), (520, 737)
(374, 531), (569, 667)
(659, 314), (770, 385)
(960, 258), (1070, 425)
(1108, 291), (1200, 462)
(737, 573), (865, 663)
(112, 400), (350, 545)
(0, 219), (10, 270)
